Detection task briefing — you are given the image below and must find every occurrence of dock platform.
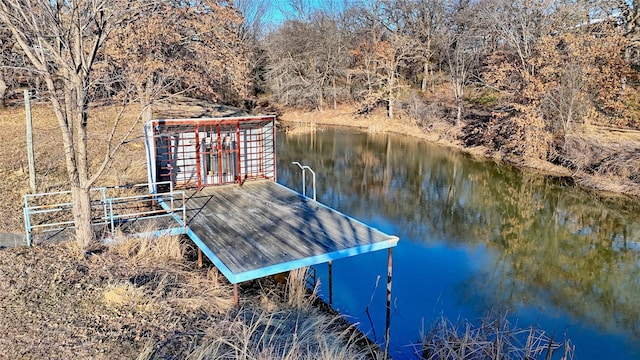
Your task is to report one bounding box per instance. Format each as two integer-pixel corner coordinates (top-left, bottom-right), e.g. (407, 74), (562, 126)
(166, 180), (398, 284)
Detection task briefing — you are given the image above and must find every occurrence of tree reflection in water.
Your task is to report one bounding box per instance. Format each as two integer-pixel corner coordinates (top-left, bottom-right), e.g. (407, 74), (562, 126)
(277, 128), (640, 359)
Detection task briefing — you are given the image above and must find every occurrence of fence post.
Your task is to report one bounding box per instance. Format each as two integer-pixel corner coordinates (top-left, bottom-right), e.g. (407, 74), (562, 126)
(25, 90), (36, 193)
(23, 196), (31, 246)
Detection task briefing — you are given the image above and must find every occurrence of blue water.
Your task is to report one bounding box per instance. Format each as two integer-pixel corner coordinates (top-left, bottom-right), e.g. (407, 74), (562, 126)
(277, 128), (640, 359)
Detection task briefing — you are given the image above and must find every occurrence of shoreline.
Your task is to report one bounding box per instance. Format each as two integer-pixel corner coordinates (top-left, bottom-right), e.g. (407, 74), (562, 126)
(279, 106), (640, 199)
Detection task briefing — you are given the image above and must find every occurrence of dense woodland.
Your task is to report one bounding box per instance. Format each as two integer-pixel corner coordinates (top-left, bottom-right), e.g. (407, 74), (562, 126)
(1, 0), (640, 242)
(255, 0), (640, 174)
(2, 1), (639, 164)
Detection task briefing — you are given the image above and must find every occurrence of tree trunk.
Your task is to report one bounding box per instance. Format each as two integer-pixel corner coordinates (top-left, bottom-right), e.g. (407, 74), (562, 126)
(143, 104), (152, 123)
(430, 67), (436, 93)
(0, 75), (6, 108)
(451, 74), (464, 126)
(71, 185), (94, 246)
(421, 62), (429, 92)
(387, 72), (394, 118)
(317, 91), (324, 112)
(332, 77), (337, 110)
(139, 79), (154, 123)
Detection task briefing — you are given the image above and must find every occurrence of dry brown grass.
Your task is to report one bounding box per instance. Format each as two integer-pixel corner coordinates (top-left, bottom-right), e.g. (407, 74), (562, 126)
(560, 127), (640, 196)
(0, 234), (374, 359)
(185, 308), (381, 360)
(0, 103), (148, 234)
(0, 235), (231, 359)
(279, 104), (463, 149)
(0, 99), (382, 359)
(0, 98), (247, 234)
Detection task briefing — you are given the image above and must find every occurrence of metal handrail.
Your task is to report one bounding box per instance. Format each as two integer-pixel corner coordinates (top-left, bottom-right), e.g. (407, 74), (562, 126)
(291, 162), (317, 201)
(23, 181), (184, 246)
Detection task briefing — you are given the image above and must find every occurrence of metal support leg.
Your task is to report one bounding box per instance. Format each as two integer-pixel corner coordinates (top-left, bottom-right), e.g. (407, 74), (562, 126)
(233, 283), (239, 307)
(328, 260), (333, 306)
(385, 248), (393, 359)
(198, 248), (203, 268)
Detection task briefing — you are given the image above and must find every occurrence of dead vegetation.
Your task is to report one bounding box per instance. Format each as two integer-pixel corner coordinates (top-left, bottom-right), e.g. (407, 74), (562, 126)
(0, 235), (380, 359)
(420, 311), (574, 360)
(0, 99), (248, 235)
(560, 129), (640, 196)
(279, 101), (640, 198)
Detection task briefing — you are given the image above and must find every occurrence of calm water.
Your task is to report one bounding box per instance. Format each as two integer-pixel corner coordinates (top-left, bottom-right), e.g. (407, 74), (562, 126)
(276, 128), (640, 359)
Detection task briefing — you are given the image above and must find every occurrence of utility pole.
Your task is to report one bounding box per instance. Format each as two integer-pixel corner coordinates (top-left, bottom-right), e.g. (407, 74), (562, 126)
(25, 89), (36, 193)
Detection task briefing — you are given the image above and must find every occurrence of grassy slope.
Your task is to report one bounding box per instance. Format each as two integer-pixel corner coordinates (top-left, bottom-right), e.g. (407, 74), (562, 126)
(0, 236), (379, 359)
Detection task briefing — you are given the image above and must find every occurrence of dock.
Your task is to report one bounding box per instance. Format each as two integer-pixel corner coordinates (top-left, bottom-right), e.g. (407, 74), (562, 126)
(24, 115), (399, 342)
(164, 180), (398, 284)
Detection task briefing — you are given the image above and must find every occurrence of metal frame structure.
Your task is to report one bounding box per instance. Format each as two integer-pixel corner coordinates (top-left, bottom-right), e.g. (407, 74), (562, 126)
(143, 116), (276, 192)
(23, 182), (186, 246)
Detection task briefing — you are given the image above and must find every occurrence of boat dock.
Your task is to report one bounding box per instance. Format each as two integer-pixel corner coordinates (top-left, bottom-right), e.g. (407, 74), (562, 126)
(24, 116), (399, 330)
(168, 180), (398, 284)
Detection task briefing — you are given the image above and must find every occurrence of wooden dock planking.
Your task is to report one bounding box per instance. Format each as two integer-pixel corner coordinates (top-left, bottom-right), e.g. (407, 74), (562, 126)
(173, 180), (398, 283)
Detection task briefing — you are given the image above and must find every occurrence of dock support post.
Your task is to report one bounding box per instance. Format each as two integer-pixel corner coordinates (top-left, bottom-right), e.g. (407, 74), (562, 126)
(385, 248), (393, 358)
(328, 260), (333, 306)
(197, 248), (203, 268)
(233, 283), (239, 307)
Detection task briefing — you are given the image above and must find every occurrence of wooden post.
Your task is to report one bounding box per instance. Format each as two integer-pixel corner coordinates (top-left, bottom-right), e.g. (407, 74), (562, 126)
(24, 90), (36, 193)
(236, 121), (241, 184)
(233, 283), (239, 307)
(197, 248), (203, 268)
(194, 124), (202, 189)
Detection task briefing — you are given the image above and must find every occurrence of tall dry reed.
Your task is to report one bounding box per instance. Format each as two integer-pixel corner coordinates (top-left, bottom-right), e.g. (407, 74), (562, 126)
(420, 311), (574, 360)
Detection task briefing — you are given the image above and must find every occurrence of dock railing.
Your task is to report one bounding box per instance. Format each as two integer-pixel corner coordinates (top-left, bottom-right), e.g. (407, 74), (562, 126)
(291, 162), (316, 201)
(23, 181), (186, 246)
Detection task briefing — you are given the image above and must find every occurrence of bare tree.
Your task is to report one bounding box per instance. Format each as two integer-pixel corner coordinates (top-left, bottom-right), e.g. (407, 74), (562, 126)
(0, 22), (31, 107)
(385, 0), (445, 92)
(349, 0), (416, 118)
(0, 24), (13, 107)
(0, 0), (143, 246)
(236, 0), (272, 40)
(264, 7), (351, 111)
(604, 0), (640, 66)
(105, 0), (250, 122)
(437, 0), (483, 125)
(542, 63), (588, 141)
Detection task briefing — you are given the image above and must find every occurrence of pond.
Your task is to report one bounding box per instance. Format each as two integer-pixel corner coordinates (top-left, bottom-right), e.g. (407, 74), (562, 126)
(276, 127), (640, 359)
